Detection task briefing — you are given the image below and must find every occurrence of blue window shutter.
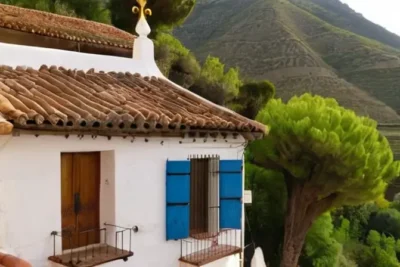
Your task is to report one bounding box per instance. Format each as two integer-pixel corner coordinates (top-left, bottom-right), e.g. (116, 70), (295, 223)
(219, 160), (243, 230)
(166, 160), (190, 240)
(220, 199), (242, 229)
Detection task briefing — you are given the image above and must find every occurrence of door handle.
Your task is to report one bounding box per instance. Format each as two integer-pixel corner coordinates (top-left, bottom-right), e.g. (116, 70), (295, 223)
(74, 192), (81, 214)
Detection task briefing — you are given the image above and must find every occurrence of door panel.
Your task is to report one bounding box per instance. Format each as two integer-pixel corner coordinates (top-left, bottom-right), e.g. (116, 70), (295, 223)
(61, 152), (100, 250)
(75, 152), (100, 247)
(61, 153), (78, 249)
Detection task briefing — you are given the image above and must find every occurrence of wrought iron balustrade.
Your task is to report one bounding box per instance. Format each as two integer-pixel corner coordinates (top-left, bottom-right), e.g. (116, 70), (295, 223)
(180, 229), (242, 266)
(49, 223), (138, 267)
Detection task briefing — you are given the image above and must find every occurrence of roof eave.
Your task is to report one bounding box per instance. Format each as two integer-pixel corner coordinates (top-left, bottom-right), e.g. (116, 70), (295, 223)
(10, 127), (265, 141)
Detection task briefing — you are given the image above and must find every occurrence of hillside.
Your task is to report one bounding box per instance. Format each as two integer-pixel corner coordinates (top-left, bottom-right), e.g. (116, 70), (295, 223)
(174, 0), (400, 123)
(290, 0), (400, 49)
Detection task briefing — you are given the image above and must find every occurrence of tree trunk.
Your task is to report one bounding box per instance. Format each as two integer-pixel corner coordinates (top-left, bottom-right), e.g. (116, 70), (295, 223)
(280, 181), (336, 267)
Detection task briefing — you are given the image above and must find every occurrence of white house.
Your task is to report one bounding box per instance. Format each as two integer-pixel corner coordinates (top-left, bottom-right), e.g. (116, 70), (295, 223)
(0, 2), (266, 267)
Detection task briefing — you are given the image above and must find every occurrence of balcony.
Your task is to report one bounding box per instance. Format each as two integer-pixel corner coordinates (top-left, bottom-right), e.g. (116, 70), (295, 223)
(48, 223), (137, 267)
(179, 229), (242, 266)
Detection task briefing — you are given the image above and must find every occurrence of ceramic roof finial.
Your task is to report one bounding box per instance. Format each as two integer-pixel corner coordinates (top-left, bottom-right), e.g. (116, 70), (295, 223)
(132, 0), (152, 38)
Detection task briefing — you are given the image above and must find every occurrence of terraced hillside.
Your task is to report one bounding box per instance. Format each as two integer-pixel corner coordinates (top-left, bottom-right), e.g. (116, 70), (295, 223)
(174, 0), (400, 123)
(290, 0), (400, 49)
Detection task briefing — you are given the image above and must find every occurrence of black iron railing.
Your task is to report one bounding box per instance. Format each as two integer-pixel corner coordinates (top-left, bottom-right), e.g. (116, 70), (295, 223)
(104, 223), (139, 254)
(49, 223), (138, 266)
(180, 229), (242, 265)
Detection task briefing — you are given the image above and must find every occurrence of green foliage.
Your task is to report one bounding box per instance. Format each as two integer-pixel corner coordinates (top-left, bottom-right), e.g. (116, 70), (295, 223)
(108, 0), (195, 34)
(367, 208), (400, 239)
(333, 204), (377, 239)
(153, 34), (273, 119)
(199, 56), (225, 83)
(337, 254), (357, 267)
(189, 56), (242, 105)
(302, 213), (342, 267)
(252, 93), (400, 207)
(220, 67), (242, 100)
(154, 33), (192, 74)
(249, 94), (400, 266)
(62, 0), (110, 23)
(230, 81), (275, 119)
(1, 0), (58, 11)
(344, 242), (375, 267)
(189, 78), (226, 105)
(366, 230), (381, 247)
(155, 33), (190, 57)
(327, 210), (400, 267)
(364, 231), (399, 267)
(391, 195), (400, 211)
(245, 162), (286, 266)
(153, 33), (204, 89)
(154, 37), (271, 114)
(333, 218), (350, 244)
(198, 57), (240, 99)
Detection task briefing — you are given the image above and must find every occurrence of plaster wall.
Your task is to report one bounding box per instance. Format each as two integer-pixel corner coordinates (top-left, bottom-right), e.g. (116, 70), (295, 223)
(0, 41), (162, 76)
(0, 134), (245, 267)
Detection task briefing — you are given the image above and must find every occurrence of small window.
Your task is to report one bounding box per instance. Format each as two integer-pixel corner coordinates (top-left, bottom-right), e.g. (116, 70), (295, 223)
(189, 156), (219, 237)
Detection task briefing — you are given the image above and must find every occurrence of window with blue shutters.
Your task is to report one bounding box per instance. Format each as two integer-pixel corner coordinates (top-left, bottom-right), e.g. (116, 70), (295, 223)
(219, 160), (243, 230)
(166, 157), (243, 240)
(189, 156), (220, 236)
(166, 160), (191, 240)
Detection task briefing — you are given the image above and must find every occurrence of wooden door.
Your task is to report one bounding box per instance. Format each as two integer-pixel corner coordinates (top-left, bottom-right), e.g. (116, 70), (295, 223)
(61, 152), (100, 250)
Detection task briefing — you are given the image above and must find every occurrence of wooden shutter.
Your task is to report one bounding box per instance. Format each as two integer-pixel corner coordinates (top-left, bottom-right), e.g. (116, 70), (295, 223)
(219, 160), (243, 230)
(166, 160), (191, 240)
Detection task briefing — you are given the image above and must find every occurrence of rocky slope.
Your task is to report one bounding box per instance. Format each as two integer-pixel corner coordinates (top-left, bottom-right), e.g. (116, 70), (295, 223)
(174, 0), (400, 123)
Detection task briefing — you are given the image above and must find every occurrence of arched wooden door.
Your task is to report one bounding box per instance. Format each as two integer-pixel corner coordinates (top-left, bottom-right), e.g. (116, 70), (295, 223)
(61, 152), (100, 250)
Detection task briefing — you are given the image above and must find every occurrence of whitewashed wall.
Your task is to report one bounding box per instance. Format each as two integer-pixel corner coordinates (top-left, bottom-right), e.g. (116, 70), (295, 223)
(0, 134), (245, 267)
(0, 42), (162, 77)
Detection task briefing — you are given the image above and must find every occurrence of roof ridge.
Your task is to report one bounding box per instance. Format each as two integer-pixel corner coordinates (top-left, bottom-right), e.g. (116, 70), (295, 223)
(0, 3), (117, 30)
(0, 3), (135, 49)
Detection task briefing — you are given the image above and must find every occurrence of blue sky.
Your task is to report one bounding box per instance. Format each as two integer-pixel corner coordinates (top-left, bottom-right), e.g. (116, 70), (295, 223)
(340, 0), (400, 36)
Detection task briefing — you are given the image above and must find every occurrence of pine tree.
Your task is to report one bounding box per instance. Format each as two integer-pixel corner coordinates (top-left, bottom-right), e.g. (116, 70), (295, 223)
(249, 93), (400, 267)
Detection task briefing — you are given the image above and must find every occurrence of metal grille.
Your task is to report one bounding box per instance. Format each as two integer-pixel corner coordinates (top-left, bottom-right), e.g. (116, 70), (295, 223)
(189, 155), (220, 236)
(180, 229), (241, 265)
(49, 223), (137, 266)
(208, 156), (220, 234)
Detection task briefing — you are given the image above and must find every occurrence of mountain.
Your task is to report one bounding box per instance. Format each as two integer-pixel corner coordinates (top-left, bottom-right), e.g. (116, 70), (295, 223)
(174, 0), (400, 123)
(290, 0), (400, 49)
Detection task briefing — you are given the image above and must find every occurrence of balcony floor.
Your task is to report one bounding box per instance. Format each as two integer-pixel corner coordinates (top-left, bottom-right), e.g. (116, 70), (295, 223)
(48, 245), (133, 267)
(180, 245), (241, 266)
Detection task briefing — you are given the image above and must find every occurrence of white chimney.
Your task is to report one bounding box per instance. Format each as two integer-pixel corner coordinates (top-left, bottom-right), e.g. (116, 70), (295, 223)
(132, 0), (163, 76)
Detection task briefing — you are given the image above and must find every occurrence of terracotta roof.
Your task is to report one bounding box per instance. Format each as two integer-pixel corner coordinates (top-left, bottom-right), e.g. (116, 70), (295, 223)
(0, 115), (12, 135)
(0, 252), (32, 267)
(0, 65), (265, 136)
(0, 4), (134, 49)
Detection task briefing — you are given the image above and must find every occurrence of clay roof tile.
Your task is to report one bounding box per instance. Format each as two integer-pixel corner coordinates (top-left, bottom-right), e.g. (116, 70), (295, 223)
(0, 66), (266, 137)
(0, 4), (134, 50)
